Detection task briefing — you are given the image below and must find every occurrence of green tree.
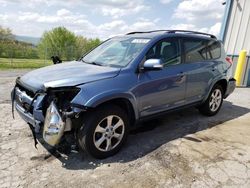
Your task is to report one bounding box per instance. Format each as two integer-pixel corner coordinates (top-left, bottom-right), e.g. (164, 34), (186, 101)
(38, 26), (101, 61)
(85, 38), (101, 53)
(38, 27), (77, 60)
(0, 26), (15, 58)
(75, 36), (101, 59)
(0, 26), (39, 59)
(0, 26), (14, 40)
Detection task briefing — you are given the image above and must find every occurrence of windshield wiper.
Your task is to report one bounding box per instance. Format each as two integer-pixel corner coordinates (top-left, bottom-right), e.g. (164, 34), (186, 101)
(89, 62), (103, 66)
(81, 59), (103, 66)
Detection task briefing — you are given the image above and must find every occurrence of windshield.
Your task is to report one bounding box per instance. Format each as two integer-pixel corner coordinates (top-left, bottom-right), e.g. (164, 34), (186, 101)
(82, 37), (150, 67)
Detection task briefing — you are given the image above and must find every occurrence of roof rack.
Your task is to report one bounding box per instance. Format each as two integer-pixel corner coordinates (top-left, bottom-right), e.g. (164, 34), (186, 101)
(126, 29), (216, 39)
(167, 30), (217, 39)
(126, 30), (170, 35)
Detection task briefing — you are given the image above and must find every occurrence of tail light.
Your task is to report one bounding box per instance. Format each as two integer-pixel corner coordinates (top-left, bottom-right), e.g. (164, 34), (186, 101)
(226, 57), (233, 65)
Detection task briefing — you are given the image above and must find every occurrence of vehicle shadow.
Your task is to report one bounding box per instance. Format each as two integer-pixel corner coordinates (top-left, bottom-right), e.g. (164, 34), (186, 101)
(37, 101), (250, 170)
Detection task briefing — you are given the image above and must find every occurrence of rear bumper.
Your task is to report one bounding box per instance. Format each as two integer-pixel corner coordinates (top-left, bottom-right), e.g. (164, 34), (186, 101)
(224, 78), (236, 98)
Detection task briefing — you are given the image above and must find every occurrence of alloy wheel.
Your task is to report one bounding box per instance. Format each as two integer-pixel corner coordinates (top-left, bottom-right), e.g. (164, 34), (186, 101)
(209, 89), (222, 112)
(93, 115), (125, 152)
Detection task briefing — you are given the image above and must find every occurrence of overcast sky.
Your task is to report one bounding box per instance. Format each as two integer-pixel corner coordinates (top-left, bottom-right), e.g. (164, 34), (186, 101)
(0, 0), (226, 39)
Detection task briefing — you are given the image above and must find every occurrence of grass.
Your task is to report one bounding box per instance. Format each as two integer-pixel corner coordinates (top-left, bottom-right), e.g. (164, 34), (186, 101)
(0, 58), (52, 69)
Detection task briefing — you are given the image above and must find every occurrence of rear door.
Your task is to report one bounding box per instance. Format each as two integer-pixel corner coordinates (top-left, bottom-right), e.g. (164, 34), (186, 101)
(182, 38), (221, 103)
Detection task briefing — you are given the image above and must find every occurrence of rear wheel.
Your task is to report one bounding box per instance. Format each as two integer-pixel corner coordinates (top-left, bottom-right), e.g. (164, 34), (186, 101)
(77, 104), (129, 159)
(199, 85), (223, 116)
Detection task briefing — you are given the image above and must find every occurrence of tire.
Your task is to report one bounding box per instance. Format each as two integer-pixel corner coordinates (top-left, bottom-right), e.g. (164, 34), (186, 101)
(199, 85), (224, 116)
(77, 104), (129, 159)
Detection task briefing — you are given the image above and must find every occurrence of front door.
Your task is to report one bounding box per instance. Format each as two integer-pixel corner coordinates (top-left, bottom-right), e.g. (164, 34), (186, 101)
(136, 38), (186, 117)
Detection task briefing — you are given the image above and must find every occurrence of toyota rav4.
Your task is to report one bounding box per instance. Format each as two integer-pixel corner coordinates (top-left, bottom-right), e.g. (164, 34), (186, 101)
(11, 30), (236, 159)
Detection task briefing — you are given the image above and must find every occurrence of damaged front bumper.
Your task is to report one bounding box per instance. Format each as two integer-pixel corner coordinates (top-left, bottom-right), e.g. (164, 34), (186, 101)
(13, 87), (45, 132)
(12, 85), (82, 147)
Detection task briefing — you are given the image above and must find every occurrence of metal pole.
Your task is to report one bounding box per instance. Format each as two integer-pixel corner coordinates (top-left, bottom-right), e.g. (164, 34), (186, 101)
(234, 50), (247, 86)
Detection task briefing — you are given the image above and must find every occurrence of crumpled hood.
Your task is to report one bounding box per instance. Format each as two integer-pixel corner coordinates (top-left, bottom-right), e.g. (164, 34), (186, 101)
(19, 61), (120, 91)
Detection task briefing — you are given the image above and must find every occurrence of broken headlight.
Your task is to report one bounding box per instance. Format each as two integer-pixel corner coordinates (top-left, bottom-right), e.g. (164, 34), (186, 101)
(43, 101), (65, 146)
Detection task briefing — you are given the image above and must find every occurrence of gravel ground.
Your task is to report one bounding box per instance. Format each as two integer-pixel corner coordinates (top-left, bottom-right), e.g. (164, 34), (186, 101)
(0, 70), (250, 188)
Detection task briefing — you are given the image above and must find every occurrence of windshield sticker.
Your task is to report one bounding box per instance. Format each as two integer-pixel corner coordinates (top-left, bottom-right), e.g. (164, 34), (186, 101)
(131, 39), (150, 44)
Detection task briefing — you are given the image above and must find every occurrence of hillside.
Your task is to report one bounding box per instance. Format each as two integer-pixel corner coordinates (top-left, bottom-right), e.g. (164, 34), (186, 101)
(15, 35), (40, 45)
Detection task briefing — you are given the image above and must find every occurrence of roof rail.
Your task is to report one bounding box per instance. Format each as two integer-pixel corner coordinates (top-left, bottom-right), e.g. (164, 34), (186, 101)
(167, 30), (217, 39)
(126, 29), (217, 39)
(126, 30), (170, 35)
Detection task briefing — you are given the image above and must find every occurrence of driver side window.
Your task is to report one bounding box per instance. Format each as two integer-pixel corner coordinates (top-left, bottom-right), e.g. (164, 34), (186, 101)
(146, 39), (181, 67)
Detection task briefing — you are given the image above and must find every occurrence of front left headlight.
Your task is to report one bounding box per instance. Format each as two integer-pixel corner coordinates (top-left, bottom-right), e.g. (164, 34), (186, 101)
(43, 101), (65, 146)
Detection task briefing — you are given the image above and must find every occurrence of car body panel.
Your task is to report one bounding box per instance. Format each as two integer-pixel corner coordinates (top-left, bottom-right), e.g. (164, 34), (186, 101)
(19, 61), (120, 92)
(135, 64), (186, 117)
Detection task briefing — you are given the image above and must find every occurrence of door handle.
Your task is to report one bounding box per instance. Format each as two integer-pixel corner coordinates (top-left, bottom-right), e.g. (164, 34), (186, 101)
(177, 72), (184, 77)
(212, 66), (217, 71)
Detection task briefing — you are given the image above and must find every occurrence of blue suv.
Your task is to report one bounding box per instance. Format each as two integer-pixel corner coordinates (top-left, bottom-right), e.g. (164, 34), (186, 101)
(12, 30), (236, 158)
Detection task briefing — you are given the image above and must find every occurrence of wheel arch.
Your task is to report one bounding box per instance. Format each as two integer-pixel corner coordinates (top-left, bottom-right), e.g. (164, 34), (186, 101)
(93, 97), (137, 126)
(203, 78), (228, 103)
(78, 91), (139, 126)
(215, 79), (227, 96)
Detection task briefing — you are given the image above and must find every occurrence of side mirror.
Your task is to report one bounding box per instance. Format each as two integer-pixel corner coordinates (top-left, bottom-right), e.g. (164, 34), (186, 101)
(142, 59), (163, 71)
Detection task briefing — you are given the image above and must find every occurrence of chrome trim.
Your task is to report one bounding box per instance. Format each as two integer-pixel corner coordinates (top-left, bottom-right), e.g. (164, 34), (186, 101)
(15, 103), (41, 133)
(14, 86), (46, 133)
(15, 87), (33, 105)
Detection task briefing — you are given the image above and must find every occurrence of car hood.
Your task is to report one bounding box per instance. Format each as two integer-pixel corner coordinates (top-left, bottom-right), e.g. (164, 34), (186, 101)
(18, 61), (120, 92)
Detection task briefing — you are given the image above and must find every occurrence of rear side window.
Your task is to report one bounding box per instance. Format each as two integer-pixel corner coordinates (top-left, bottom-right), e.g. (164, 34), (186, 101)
(183, 39), (221, 63)
(183, 39), (207, 63)
(207, 41), (221, 59)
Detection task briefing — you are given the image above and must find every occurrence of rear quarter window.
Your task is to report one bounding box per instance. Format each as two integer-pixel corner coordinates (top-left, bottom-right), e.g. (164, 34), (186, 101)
(183, 39), (207, 63)
(207, 41), (221, 59)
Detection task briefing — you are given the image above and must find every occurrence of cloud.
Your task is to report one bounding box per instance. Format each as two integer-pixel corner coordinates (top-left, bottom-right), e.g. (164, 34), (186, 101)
(101, 5), (149, 19)
(99, 20), (126, 31)
(0, 14), (8, 21)
(173, 0), (224, 24)
(18, 11), (87, 25)
(169, 22), (222, 37)
(0, 0), (149, 18)
(171, 0), (224, 37)
(170, 23), (196, 30)
(160, 0), (173, 4)
(208, 22), (222, 36)
(97, 18), (164, 38)
(99, 1), (150, 18)
(0, 0), (223, 39)
(9, 8), (160, 39)
(57, 9), (71, 16)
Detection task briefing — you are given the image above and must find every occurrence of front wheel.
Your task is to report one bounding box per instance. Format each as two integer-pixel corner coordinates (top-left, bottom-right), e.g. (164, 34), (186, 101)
(77, 104), (129, 159)
(199, 85), (223, 116)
